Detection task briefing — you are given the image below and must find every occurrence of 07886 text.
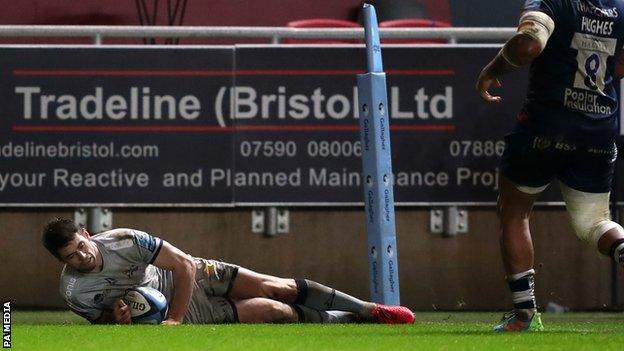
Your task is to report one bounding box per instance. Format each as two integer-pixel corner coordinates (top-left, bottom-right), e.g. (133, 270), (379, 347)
(449, 140), (505, 157)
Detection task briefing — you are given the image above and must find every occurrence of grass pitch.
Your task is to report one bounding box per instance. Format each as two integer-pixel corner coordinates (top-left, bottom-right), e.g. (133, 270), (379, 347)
(11, 311), (624, 350)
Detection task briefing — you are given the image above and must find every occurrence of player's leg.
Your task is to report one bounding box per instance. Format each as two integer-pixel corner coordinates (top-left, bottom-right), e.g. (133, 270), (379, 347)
(229, 268), (372, 313)
(193, 259), (362, 322)
(234, 298), (298, 323)
(559, 143), (624, 266)
(598, 228), (624, 264)
(229, 268), (413, 323)
(493, 130), (553, 332)
(498, 176), (539, 275)
(235, 298), (357, 323)
(292, 278), (414, 324)
(494, 175), (543, 332)
(227, 268), (298, 302)
(561, 183), (622, 249)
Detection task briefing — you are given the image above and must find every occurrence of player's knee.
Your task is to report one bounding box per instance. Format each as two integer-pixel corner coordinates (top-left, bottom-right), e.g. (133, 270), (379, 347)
(262, 300), (292, 322)
(496, 182), (536, 224)
(236, 298), (295, 323)
(572, 219), (623, 245)
(568, 211), (619, 244)
(259, 280), (280, 298)
(562, 185), (615, 245)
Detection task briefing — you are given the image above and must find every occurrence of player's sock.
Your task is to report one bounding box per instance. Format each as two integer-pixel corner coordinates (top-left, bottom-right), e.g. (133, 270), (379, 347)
(507, 269), (537, 320)
(293, 305), (357, 323)
(294, 279), (373, 314)
(609, 239), (624, 264)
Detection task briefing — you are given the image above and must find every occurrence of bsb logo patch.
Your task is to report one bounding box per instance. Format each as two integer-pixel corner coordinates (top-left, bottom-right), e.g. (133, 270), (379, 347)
(133, 231), (157, 252)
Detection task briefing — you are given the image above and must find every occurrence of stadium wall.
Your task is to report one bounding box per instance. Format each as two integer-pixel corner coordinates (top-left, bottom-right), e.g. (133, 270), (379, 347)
(1, 208), (619, 311)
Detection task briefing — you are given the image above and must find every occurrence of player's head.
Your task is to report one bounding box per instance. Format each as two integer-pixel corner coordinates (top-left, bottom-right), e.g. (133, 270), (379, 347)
(42, 218), (99, 272)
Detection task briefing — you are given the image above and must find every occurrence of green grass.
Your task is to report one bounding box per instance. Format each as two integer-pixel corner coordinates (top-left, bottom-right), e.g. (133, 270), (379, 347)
(10, 311), (624, 350)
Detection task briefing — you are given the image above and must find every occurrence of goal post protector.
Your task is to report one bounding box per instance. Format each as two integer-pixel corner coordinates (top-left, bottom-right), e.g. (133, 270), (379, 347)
(357, 3), (401, 305)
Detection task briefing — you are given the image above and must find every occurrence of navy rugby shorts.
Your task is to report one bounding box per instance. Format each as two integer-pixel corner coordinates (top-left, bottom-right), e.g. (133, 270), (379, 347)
(500, 130), (617, 193)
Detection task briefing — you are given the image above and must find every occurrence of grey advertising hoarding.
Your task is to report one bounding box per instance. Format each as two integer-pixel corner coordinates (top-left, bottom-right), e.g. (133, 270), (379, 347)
(234, 46), (534, 205)
(0, 47), (234, 205)
(0, 46), (576, 206)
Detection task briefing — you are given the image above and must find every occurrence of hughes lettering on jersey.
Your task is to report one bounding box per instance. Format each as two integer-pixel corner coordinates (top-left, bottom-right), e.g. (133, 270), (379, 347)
(15, 86), (201, 121)
(581, 16), (614, 35)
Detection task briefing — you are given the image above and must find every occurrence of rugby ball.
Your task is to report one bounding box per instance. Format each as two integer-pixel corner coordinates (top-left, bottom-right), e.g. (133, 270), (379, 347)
(123, 286), (168, 324)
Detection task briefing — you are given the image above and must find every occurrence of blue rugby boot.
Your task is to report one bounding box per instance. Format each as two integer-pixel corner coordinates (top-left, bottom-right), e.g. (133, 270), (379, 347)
(493, 310), (544, 332)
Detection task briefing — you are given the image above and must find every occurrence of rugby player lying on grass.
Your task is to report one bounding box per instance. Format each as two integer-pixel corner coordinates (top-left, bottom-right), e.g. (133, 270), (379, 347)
(42, 218), (415, 325)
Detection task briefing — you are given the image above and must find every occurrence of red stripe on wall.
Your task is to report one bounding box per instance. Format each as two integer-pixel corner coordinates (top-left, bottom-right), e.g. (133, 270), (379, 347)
(12, 124), (456, 133)
(13, 69), (455, 77)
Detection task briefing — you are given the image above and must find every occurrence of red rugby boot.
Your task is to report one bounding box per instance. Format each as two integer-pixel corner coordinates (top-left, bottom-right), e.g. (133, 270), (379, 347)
(371, 304), (415, 324)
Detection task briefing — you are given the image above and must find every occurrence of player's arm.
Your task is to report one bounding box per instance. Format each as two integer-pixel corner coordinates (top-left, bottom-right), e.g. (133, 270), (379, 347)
(66, 298), (130, 324)
(88, 299), (131, 324)
(476, 11), (555, 103)
(152, 241), (196, 325)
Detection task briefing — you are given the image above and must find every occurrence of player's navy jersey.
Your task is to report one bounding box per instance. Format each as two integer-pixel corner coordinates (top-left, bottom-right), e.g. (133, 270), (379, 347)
(521, 0), (624, 142)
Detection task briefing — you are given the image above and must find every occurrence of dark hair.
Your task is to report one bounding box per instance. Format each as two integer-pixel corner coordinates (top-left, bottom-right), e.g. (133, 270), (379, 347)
(42, 218), (81, 261)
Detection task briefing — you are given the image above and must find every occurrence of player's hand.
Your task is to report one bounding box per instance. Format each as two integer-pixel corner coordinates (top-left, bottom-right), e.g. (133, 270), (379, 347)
(113, 298), (132, 324)
(161, 318), (182, 325)
(476, 70), (502, 103)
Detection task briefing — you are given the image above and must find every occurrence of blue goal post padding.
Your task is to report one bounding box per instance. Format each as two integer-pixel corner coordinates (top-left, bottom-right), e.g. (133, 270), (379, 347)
(356, 3), (401, 305)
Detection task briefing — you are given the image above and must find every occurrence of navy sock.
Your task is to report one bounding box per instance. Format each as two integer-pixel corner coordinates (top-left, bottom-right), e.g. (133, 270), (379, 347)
(609, 239), (624, 264)
(507, 269), (537, 311)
